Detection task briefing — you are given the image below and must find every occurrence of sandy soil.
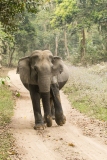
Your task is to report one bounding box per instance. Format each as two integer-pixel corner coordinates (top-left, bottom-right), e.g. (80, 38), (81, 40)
(8, 69), (107, 160)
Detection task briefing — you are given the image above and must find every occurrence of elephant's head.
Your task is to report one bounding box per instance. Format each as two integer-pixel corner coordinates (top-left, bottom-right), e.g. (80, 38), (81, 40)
(30, 50), (63, 93)
(18, 50), (63, 93)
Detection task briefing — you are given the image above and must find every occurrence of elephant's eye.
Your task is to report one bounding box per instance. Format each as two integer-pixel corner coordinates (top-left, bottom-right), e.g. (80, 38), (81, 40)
(49, 55), (54, 63)
(33, 55), (39, 59)
(31, 55), (39, 63)
(31, 54), (39, 59)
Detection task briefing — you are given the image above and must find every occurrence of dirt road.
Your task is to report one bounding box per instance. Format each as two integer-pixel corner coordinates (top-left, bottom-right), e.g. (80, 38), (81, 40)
(8, 69), (107, 160)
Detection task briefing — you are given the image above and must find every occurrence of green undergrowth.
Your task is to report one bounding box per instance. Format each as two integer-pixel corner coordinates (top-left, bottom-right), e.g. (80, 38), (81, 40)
(0, 85), (14, 126)
(63, 65), (107, 121)
(0, 68), (15, 160)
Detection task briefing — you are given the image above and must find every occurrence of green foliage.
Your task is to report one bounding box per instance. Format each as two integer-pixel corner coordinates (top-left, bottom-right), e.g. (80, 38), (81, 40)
(51, 0), (78, 27)
(15, 91), (20, 97)
(50, 0), (107, 64)
(0, 0), (49, 32)
(0, 69), (15, 160)
(0, 85), (14, 126)
(0, 71), (13, 126)
(15, 13), (36, 55)
(0, 0), (25, 32)
(1, 0), (107, 65)
(29, 7), (58, 53)
(0, 76), (10, 85)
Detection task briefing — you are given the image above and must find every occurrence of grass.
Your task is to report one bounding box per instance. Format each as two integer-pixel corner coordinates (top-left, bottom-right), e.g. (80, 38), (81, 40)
(0, 131), (14, 160)
(0, 85), (14, 126)
(0, 68), (15, 160)
(63, 64), (107, 121)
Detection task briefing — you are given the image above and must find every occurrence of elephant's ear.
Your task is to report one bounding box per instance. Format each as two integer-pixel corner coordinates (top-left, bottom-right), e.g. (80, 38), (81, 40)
(52, 56), (64, 76)
(17, 56), (31, 84)
(17, 56), (30, 74)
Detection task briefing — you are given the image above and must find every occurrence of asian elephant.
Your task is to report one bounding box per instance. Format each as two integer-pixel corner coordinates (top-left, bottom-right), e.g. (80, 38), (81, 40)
(17, 50), (69, 129)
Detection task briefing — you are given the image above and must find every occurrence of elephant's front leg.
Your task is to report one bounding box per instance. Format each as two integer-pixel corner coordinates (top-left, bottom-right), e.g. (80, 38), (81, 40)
(41, 92), (52, 127)
(51, 83), (66, 126)
(29, 84), (45, 129)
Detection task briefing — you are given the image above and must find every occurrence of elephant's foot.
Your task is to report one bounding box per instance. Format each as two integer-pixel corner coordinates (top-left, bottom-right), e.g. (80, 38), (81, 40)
(55, 112), (66, 126)
(34, 123), (46, 130)
(34, 113), (46, 130)
(44, 114), (52, 127)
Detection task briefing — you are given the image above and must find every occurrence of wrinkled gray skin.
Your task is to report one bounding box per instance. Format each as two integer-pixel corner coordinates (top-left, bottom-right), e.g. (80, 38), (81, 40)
(17, 50), (69, 129)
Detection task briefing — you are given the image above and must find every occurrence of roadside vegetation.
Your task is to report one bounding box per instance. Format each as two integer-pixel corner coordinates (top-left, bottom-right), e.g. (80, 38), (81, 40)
(63, 63), (107, 121)
(0, 68), (15, 160)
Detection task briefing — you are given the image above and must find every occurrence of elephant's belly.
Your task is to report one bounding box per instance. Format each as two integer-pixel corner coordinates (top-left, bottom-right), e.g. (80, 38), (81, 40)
(23, 83), (29, 90)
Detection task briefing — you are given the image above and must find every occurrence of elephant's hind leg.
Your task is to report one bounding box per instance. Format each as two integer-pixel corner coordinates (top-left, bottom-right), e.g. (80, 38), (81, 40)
(50, 97), (55, 120)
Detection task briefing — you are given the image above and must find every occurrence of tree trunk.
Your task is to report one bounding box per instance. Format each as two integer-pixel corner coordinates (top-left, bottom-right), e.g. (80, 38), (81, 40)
(55, 35), (58, 56)
(8, 46), (15, 67)
(64, 29), (69, 57)
(0, 55), (2, 68)
(48, 44), (51, 50)
(80, 28), (86, 64)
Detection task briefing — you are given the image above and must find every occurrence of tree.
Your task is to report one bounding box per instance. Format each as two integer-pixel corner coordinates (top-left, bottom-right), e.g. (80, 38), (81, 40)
(1, 0), (107, 65)
(0, 0), (49, 66)
(0, 0), (49, 32)
(15, 13), (36, 56)
(0, 33), (16, 67)
(51, 0), (107, 64)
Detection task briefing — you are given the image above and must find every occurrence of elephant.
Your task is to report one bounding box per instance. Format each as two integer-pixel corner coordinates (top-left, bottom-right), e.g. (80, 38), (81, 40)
(17, 50), (69, 129)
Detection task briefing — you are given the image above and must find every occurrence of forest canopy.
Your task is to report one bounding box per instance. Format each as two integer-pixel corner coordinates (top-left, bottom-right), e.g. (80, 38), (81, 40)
(0, 0), (48, 32)
(0, 0), (107, 66)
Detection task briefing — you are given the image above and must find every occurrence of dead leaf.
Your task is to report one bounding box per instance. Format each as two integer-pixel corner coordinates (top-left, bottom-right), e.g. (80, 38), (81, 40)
(68, 143), (75, 147)
(8, 151), (16, 155)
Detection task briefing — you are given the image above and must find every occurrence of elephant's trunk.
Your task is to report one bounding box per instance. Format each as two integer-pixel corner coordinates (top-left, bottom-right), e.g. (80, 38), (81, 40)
(41, 92), (51, 114)
(38, 75), (52, 127)
(38, 75), (51, 93)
